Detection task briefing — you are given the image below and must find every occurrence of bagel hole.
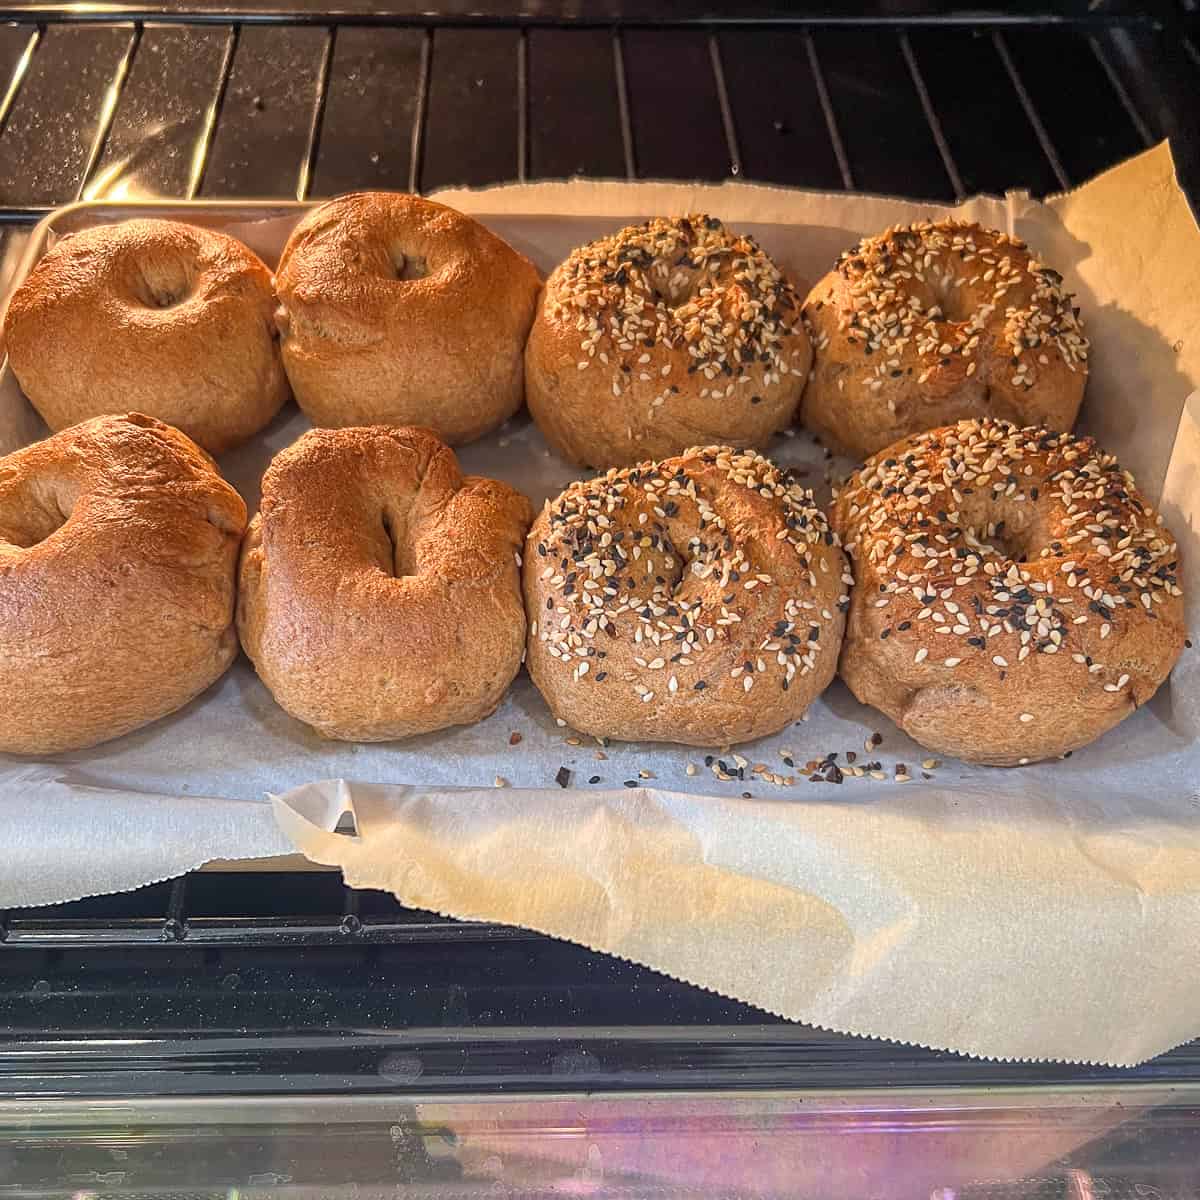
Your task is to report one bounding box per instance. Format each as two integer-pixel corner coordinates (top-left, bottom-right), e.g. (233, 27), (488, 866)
(647, 259), (700, 309)
(0, 478), (74, 548)
(928, 277), (972, 324)
(952, 491), (1044, 566)
(380, 507), (417, 578)
(134, 255), (195, 310)
(388, 244), (429, 282)
(961, 518), (1034, 564)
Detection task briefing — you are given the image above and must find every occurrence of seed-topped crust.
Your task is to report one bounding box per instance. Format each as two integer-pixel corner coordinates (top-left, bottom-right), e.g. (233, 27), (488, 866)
(831, 418), (1185, 765)
(526, 215), (812, 468)
(523, 445), (850, 746)
(802, 221), (1088, 459)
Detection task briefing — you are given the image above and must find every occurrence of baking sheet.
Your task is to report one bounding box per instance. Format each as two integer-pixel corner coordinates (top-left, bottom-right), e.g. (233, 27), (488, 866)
(2, 144), (1198, 1065)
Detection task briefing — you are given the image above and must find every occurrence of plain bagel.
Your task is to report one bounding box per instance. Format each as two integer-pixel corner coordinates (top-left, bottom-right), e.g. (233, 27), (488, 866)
(238, 425), (532, 741)
(830, 418), (1186, 765)
(3, 219), (288, 455)
(0, 413), (246, 755)
(526, 215), (811, 468)
(274, 192), (542, 444)
(802, 221), (1088, 459)
(524, 445), (850, 746)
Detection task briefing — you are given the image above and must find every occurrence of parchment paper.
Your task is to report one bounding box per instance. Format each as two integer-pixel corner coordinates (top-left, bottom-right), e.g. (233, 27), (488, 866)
(2, 144), (1198, 1065)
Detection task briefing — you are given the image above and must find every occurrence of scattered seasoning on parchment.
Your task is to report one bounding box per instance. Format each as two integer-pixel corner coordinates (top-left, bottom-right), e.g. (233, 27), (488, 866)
(555, 766), (571, 788)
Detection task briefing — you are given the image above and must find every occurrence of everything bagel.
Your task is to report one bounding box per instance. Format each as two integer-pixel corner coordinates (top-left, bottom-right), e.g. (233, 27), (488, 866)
(802, 221), (1088, 459)
(524, 445), (850, 746)
(831, 418), (1185, 765)
(526, 215), (811, 468)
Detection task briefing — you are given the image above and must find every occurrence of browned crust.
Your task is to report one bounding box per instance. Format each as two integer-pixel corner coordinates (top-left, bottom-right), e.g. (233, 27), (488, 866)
(801, 221), (1088, 459)
(526, 215), (812, 468)
(523, 445), (849, 746)
(274, 193), (542, 445)
(830, 418), (1186, 765)
(3, 219), (289, 455)
(0, 413), (247, 754)
(237, 425), (532, 741)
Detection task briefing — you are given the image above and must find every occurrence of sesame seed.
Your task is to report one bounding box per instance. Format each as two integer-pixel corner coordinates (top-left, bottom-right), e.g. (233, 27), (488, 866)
(531, 444), (841, 713)
(548, 215), (803, 407)
(806, 223), (1087, 420)
(1019, 712), (1034, 723)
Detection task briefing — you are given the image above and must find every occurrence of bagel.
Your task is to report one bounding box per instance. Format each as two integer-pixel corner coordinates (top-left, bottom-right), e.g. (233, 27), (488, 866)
(238, 426), (532, 741)
(274, 193), (541, 444)
(526, 215), (811, 468)
(801, 221), (1088, 459)
(0, 413), (246, 755)
(524, 445), (850, 746)
(3, 219), (288, 455)
(830, 418), (1186, 765)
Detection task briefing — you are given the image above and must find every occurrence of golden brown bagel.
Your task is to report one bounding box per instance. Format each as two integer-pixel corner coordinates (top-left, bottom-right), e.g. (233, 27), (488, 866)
(0, 413), (246, 755)
(274, 193), (541, 444)
(238, 426), (532, 741)
(802, 221), (1088, 459)
(524, 446), (850, 746)
(3, 219), (288, 455)
(830, 418), (1186, 765)
(526, 215), (811, 468)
